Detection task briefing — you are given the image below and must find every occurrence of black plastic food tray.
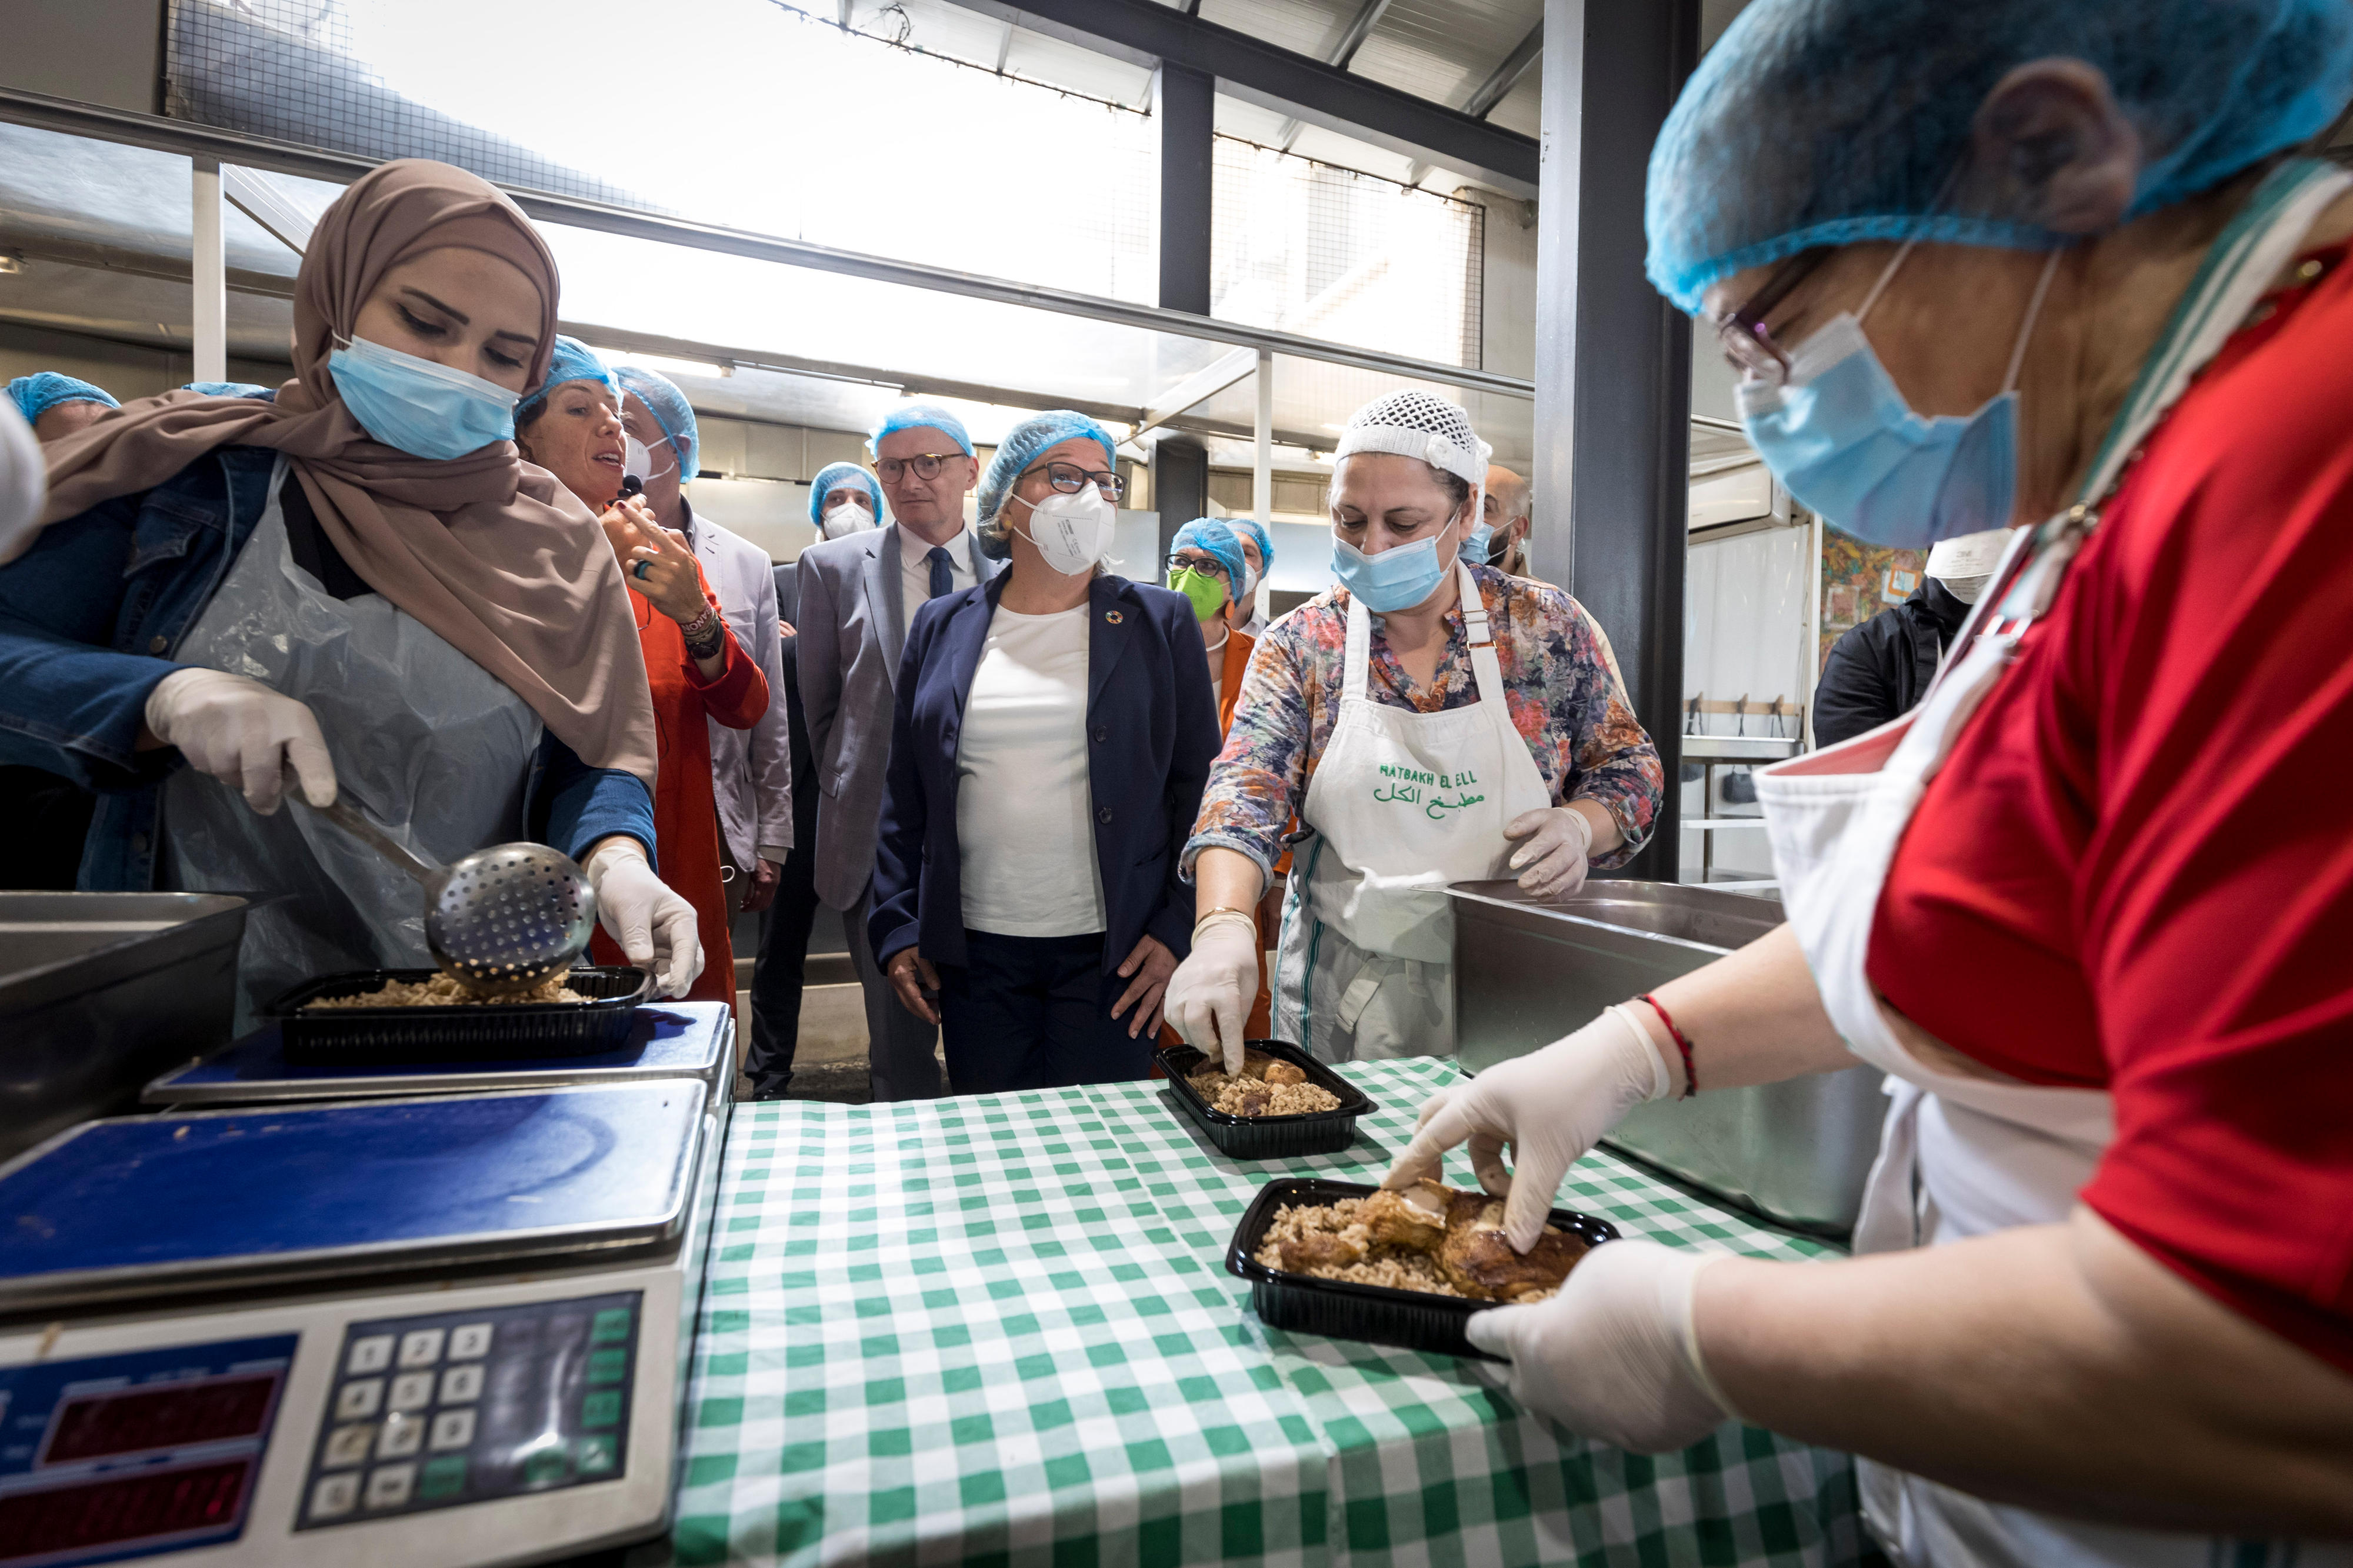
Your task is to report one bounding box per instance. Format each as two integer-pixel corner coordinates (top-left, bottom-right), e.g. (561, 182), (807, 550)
(1154, 1038), (1375, 1158)
(1227, 1176), (1621, 1360)
(266, 967), (651, 1063)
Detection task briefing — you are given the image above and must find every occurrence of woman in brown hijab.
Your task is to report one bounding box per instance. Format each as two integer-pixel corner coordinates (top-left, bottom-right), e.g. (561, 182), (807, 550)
(0, 159), (702, 1021)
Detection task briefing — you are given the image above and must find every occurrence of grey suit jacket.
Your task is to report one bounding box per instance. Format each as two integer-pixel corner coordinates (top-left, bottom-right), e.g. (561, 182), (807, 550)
(794, 523), (1002, 912)
(684, 503), (793, 868)
(772, 560), (799, 630)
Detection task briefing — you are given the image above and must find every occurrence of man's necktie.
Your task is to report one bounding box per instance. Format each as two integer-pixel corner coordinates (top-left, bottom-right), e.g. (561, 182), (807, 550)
(926, 546), (953, 600)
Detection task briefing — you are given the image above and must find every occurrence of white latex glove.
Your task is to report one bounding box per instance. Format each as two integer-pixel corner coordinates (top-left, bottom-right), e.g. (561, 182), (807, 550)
(1165, 915), (1259, 1073)
(1504, 805), (1594, 899)
(144, 667), (336, 815)
(1386, 1006), (1669, 1250)
(1467, 1238), (1735, 1452)
(584, 837), (702, 999)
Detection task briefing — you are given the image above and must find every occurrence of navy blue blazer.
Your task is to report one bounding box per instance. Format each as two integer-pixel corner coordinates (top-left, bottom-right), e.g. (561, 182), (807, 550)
(868, 572), (1221, 974)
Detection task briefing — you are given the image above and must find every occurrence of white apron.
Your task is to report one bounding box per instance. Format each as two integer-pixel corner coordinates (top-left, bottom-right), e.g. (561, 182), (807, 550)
(1754, 159), (2353, 1568)
(161, 457), (545, 1029)
(1273, 561), (1550, 1061)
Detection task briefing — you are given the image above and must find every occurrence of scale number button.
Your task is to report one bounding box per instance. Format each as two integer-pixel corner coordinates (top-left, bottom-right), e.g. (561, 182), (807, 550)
(335, 1379), (384, 1420)
(364, 1462), (416, 1510)
(591, 1308), (632, 1345)
(346, 1335), (395, 1375)
(439, 1363), (484, 1403)
(429, 1409), (476, 1451)
(376, 1413), (424, 1459)
(448, 1322), (494, 1360)
(581, 1390), (622, 1429)
(586, 1348), (627, 1386)
(398, 1328), (446, 1367)
(310, 1473), (359, 1519)
(322, 1424), (374, 1468)
(575, 1433), (618, 1476)
(420, 1454), (468, 1501)
(388, 1371), (434, 1412)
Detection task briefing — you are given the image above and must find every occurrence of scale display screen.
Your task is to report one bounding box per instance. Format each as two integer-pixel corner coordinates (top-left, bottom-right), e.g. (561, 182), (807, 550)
(0, 1335), (294, 1567)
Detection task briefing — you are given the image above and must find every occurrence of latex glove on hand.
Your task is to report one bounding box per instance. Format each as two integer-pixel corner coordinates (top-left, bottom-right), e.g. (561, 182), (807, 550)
(1164, 912), (1259, 1073)
(1467, 1238), (1735, 1452)
(584, 837), (702, 998)
(144, 667), (336, 815)
(1504, 805), (1594, 899)
(1386, 1006), (1670, 1250)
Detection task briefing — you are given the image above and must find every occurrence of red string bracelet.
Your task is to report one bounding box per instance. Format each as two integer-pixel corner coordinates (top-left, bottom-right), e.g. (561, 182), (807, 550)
(1638, 993), (1697, 1099)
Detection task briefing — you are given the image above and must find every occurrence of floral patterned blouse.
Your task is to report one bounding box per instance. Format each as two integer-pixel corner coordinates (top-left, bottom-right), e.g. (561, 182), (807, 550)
(1186, 565), (1662, 880)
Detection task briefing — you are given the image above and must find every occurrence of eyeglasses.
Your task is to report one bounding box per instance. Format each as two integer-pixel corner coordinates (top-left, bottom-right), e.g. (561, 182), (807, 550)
(1165, 551), (1228, 579)
(1021, 461), (1124, 501)
(875, 452), (966, 483)
(1713, 247), (1829, 389)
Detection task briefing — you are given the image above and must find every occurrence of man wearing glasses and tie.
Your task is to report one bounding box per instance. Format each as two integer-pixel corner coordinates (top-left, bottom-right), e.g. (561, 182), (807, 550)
(796, 402), (1004, 1100)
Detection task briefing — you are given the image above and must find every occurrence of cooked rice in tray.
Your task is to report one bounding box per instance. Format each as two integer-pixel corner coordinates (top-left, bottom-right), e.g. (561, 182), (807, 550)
(1188, 1070), (1342, 1117)
(305, 973), (592, 1009)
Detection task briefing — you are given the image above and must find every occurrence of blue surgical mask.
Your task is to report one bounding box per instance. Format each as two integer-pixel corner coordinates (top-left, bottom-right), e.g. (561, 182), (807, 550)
(1332, 515), (1459, 613)
(328, 335), (522, 461)
(1458, 520), (1495, 565)
(1737, 248), (2058, 549)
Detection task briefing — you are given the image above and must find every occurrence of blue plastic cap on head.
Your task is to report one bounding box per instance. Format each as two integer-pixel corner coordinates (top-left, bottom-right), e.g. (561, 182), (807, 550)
(869, 401), (974, 459)
(976, 411), (1118, 524)
(7, 372), (119, 423)
(808, 461), (885, 528)
(1226, 515), (1274, 573)
(518, 336), (617, 419)
(612, 365), (701, 483)
(182, 381), (272, 399)
(1645, 0), (2353, 312)
(1170, 517), (1248, 589)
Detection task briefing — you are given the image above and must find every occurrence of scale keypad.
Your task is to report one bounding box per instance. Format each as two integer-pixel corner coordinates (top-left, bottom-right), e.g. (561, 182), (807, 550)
(298, 1291), (639, 1530)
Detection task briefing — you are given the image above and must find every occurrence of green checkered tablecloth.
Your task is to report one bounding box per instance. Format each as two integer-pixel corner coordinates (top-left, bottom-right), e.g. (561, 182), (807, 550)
(655, 1058), (1862, 1567)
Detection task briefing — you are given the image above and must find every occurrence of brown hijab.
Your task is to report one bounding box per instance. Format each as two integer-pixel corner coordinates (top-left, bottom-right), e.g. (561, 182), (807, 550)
(31, 159), (658, 786)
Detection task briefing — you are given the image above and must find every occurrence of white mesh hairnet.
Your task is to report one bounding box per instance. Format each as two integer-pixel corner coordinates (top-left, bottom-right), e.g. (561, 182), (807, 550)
(1334, 390), (1493, 530)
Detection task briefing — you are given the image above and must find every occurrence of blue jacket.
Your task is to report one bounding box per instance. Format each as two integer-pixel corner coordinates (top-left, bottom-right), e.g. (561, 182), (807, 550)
(0, 445), (655, 889)
(869, 572), (1221, 973)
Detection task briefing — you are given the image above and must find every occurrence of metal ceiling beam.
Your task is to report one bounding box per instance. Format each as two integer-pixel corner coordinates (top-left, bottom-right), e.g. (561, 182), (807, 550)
(1327, 0), (1397, 71)
(0, 87), (1534, 401)
(945, 0), (1539, 198)
(1462, 19), (1542, 121)
(1136, 345), (1257, 435)
(222, 165), (318, 254)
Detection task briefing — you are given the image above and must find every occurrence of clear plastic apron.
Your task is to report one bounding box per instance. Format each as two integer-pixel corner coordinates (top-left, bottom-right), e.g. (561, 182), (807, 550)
(161, 457), (544, 1028)
(1274, 561), (1549, 1061)
(1754, 161), (2353, 1568)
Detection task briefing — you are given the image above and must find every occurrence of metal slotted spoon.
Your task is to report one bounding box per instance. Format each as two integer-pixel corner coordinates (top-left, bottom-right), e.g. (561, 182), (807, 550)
(301, 792), (598, 996)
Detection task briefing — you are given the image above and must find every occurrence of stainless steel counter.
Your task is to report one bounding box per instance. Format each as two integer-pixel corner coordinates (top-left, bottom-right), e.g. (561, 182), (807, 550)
(1449, 880), (1884, 1237)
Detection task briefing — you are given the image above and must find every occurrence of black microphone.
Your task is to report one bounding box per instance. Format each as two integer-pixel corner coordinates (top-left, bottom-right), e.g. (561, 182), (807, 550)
(618, 473), (644, 503)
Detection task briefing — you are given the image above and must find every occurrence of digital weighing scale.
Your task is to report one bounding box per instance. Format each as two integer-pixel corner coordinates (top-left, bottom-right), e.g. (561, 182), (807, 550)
(141, 1000), (736, 1114)
(0, 1076), (725, 1567)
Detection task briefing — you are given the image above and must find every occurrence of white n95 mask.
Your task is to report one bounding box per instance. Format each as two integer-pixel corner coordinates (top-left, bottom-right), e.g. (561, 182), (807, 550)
(1016, 486), (1115, 576)
(624, 433), (675, 486)
(821, 501), (875, 539)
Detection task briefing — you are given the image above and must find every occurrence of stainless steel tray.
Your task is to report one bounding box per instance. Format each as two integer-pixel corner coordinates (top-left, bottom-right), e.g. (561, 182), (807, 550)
(0, 892), (248, 1161)
(1448, 879), (1884, 1237)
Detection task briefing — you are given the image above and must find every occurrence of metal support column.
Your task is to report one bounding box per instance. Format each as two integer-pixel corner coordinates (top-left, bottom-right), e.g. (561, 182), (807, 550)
(1154, 436), (1210, 543)
(1155, 58), (1216, 555)
(1252, 348), (1272, 523)
(191, 155), (226, 384)
(1531, 0), (1700, 882)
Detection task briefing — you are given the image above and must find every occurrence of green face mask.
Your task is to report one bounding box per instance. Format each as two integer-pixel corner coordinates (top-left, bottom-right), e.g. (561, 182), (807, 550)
(1167, 564), (1228, 622)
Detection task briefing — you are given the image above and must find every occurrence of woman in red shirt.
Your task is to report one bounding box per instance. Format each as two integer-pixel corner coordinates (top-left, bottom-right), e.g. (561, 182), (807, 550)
(516, 338), (768, 1005)
(1387, 2), (2353, 1562)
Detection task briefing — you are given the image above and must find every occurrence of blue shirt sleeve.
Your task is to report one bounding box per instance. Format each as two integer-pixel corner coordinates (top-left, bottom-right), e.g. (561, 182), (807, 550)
(533, 730), (657, 873)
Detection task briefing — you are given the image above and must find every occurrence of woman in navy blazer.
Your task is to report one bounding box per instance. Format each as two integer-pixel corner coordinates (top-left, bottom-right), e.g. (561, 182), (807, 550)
(868, 412), (1221, 1092)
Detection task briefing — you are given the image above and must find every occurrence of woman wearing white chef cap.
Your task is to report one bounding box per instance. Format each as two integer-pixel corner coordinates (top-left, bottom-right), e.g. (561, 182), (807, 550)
(1166, 389), (1663, 1067)
(1391, 0), (2353, 1560)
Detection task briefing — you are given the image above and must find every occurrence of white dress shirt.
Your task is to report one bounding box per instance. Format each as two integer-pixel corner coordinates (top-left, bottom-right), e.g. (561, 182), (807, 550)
(955, 604), (1104, 938)
(900, 524), (977, 612)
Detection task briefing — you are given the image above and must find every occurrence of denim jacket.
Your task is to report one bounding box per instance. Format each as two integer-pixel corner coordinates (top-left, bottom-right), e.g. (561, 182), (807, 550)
(0, 445), (656, 889)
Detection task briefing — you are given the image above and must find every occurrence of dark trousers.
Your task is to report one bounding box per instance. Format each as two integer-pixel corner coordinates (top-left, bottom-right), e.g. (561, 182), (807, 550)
(745, 848), (822, 1098)
(936, 929), (1155, 1095)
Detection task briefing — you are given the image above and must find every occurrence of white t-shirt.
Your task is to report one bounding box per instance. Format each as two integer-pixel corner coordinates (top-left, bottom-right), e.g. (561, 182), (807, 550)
(956, 603), (1105, 938)
(901, 525), (976, 613)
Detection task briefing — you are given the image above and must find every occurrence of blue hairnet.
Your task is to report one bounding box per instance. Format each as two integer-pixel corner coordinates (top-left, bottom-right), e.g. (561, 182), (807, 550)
(1170, 517), (1248, 590)
(808, 461), (884, 528)
(1646, 0), (2353, 311)
(612, 365), (701, 483)
(1226, 515), (1274, 577)
(8, 373), (118, 423)
(182, 381), (273, 399)
(976, 411), (1118, 524)
(518, 335), (616, 421)
(870, 401), (974, 459)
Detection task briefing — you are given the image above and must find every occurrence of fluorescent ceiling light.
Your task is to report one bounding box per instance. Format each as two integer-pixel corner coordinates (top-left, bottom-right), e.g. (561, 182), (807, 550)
(605, 350), (731, 380)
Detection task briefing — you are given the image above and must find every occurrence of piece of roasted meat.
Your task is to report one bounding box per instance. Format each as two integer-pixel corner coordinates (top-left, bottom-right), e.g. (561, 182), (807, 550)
(1257, 1180), (1592, 1302)
(1436, 1190), (1591, 1302)
(1186, 1047), (1339, 1116)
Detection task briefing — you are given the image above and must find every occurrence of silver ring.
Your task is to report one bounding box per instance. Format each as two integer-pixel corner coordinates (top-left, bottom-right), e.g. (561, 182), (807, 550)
(632, 559), (651, 581)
